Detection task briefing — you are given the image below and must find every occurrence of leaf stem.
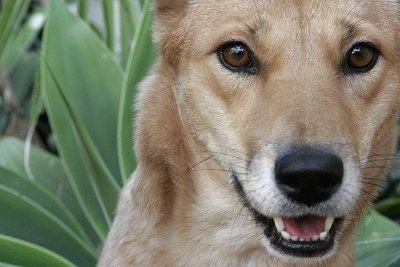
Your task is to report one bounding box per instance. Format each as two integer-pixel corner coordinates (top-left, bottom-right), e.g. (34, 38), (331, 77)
(102, 0), (115, 52)
(78, 0), (90, 21)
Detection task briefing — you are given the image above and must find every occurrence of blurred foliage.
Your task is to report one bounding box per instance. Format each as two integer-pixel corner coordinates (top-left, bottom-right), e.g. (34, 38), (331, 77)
(0, 0), (399, 266)
(356, 210), (400, 266)
(375, 149), (400, 223)
(0, 0), (155, 266)
(0, 0), (43, 142)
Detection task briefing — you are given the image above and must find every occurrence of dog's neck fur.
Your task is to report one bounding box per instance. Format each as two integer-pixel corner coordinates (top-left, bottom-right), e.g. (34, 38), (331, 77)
(99, 62), (355, 266)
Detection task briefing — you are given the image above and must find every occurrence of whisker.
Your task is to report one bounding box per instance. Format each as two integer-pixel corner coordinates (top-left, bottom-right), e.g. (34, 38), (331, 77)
(190, 168), (247, 175)
(174, 154), (215, 182)
(189, 149), (250, 163)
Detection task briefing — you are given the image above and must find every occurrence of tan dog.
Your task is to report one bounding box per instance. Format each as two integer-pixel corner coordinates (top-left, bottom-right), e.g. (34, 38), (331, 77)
(99, 1), (400, 266)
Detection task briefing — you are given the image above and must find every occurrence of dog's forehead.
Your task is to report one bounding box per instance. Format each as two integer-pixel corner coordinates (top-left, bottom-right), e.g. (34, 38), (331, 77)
(188, 0), (399, 16)
(186, 0), (399, 38)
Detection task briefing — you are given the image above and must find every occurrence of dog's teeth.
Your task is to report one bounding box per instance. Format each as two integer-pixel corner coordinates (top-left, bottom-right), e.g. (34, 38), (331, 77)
(273, 217), (284, 232)
(281, 231), (291, 240)
(319, 231), (328, 240)
(276, 217), (332, 242)
(325, 217), (335, 231)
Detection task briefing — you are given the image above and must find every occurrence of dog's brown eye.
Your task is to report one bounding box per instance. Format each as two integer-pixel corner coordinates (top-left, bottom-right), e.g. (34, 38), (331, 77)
(348, 46), (374, 68)
(222, 43), (251, 67)
(218, 42), (258, 74)
(344, 43), (379, 74)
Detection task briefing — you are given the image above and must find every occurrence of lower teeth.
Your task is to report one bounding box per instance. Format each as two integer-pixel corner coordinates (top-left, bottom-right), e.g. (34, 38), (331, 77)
(280, 230), (328, 242)
(273, 217), (333, 242)
(280, 231), (328, 242)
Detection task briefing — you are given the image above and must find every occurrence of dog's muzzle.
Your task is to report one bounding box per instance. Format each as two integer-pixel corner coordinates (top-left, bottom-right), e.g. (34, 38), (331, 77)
(270, 147), (343, 256)
(233, 146), (345, 258)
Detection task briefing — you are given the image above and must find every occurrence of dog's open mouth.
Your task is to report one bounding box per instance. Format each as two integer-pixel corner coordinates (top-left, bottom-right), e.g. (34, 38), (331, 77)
(231, 172), (343, 257)
(274, 216), (334, 242)
(256, 212), (343, 257)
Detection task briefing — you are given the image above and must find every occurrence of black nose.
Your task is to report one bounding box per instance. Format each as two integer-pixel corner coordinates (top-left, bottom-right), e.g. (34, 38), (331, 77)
(275, 147), (343, 206)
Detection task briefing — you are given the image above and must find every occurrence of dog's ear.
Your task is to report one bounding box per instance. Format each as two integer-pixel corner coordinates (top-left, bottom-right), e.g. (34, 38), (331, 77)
(153, 0), (188, 66)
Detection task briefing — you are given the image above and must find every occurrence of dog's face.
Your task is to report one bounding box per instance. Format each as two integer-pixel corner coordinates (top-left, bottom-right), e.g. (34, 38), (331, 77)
(155, 0), (400, 263)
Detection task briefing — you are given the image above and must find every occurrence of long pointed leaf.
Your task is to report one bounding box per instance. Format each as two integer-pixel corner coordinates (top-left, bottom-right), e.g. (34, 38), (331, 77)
(0, 166), (90, 244)
(1, 7), (45, 74)
(0, 185), (97, 266)
(120, 0), (140, 67)
(356, 211), (400, 267)
(0, 235), (75, 267)
(41, 0), (124, 239)
(101, 0), (115, 52)
(0, 137), (99, 245)
(44, 61), (119, 221)
(118, 0), (156, 181)
(0, 0), (30, 63)
(0, 263), (19, 267)
(43, 0), (123, 181)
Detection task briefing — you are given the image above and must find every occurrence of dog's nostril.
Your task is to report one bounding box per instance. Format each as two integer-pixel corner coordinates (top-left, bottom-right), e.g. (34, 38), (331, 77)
(275, 147), (344, 206)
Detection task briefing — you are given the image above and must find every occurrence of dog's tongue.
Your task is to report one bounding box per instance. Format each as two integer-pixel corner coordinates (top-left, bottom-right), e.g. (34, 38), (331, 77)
(283, 216), (325, 239)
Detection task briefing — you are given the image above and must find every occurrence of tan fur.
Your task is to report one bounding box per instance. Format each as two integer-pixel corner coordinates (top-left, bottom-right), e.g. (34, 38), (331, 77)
(98, 1), (400, 266)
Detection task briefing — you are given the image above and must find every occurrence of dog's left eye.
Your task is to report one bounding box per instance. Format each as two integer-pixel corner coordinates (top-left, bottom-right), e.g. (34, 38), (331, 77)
(343, 43), (380, 74)
(218, 42), (258, 74)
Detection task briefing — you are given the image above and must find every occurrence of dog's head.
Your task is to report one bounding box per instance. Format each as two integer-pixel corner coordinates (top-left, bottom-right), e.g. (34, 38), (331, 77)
(154, 0), (400, 263)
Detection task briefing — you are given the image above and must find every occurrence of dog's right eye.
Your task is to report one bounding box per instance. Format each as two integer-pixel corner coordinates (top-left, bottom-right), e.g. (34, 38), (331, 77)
(218, 42), (258, 74)
(343, 43), (380, 75)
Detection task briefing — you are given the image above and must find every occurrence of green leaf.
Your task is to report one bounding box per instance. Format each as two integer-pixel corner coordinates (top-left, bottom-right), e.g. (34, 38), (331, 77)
(0, 137), (73, 202)
(118, 0), (157, 181)
(356, 210), (400, 242)
(0, 185), (97, 266)
(0, 235), (75, 267)
(0, 166), (90, 244)
(0, 137), (98, 245)
(356, 238), (400, 267)
(9, 53), (39, 108)
(1, 7), (44, 74)
(356, 211), (400, 267)
(0, 2), (43, 134)
(120, 0), (140, 67)
(78, 0), (90, 21)
(0, 263), (20, 267)
(0, 0), (30, 65)
(101, 0), (115, 52)
(41, 0), (123, 239)
(375, 196), (400, 219)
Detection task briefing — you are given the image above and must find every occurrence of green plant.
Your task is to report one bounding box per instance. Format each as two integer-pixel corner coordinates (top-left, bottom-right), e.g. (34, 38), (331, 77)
(0, 0), (399, 266)
(0, 0), (43, 139)
(374, 154), (400, 222)
(356, 210), (400, 266)
(0, 0), (155, 266)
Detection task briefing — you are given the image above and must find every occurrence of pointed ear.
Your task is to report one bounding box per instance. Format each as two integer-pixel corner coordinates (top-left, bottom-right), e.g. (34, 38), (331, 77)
(153, 0), (188, 66)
